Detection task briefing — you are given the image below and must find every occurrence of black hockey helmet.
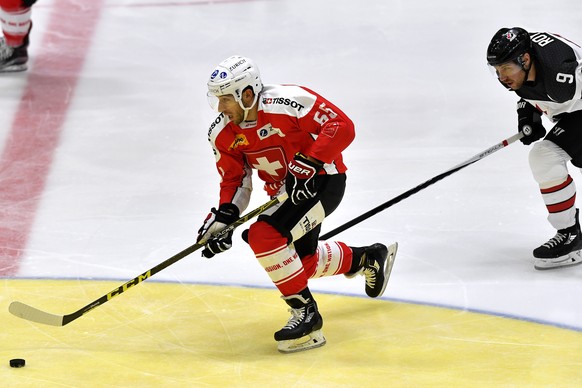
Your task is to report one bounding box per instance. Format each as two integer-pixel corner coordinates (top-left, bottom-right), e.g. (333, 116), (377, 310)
(486, 27), (531, 66)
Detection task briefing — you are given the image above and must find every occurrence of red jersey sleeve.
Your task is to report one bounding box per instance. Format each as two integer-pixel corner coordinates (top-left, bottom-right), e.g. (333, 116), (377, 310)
(208, 114), (253, 211)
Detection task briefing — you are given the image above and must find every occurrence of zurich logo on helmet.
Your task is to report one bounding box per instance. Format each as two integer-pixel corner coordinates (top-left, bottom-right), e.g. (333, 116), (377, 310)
(210, 70), (219, 79)
(220, 72), (228, 79)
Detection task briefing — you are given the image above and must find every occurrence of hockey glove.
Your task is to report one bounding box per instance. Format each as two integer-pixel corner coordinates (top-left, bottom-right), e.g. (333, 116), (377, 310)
(286, 152), (323, 205)
(517, 98), (546, 145)
(197, 203), (239, 258)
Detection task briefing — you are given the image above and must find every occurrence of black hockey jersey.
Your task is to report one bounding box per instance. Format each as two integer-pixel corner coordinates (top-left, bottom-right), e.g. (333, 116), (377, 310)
(516, 32), (582, 122)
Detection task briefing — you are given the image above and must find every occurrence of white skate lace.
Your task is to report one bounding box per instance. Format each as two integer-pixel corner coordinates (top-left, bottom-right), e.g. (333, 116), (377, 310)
(0, 38), (14, 60)
(363, 267), (377, 289)
(282, 308), (305, 330)
(542, 232), (567, 248)
(362, 253), (381, 290)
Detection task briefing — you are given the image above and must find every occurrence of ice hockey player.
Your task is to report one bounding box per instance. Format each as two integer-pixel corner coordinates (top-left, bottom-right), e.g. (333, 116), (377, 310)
(487, 27), (582, 270)
(0, 0), (35, 72)
(196, 55), (398, 353)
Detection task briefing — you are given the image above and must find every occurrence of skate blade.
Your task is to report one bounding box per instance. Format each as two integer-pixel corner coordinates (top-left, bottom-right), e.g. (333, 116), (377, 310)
(375, 242), (398, 298)
(534, 250), (582, 270)
(277, 330), (326, 354)
(385, 242), (398, 280)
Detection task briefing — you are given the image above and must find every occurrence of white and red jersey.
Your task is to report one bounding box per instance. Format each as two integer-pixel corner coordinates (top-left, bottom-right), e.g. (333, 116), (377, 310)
(206, 84), (355, 211)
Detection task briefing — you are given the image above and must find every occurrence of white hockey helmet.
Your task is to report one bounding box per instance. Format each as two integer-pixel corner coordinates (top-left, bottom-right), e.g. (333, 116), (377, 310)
(207, 55), (263, 114)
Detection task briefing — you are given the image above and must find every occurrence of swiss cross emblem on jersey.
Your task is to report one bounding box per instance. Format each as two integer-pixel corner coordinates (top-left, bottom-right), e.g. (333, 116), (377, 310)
(245, 147), (288, 181)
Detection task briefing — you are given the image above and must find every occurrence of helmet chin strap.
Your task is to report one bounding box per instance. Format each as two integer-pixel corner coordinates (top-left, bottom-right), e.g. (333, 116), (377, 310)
(239, 93), (259, 122)
(242, 107), (251, 122)
(518, 54), (531, 82)
(521, 65), (531, 82)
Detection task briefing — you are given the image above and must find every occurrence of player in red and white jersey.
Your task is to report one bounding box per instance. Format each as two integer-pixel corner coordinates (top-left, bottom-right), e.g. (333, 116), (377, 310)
(0, 0), (35, 72)
(197, 55), (398, 353)
(487, 28), (582, 269)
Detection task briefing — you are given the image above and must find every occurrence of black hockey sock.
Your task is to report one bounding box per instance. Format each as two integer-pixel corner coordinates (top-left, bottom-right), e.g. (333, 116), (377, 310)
(284, 287), (315, 309)
(349, 246), (365, 273)
(299, 287), (314, 303)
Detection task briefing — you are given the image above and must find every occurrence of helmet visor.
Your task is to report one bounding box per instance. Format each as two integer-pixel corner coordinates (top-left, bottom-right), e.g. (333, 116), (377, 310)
(207, 92), (220, 111)
(488, 61), (523, 80)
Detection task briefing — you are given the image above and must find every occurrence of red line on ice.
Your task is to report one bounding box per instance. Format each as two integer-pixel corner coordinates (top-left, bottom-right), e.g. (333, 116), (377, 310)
(0, 0), (104, 276)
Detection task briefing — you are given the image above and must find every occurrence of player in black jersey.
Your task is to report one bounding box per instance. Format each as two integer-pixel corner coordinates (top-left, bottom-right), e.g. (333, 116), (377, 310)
(487, 27), (582, 270)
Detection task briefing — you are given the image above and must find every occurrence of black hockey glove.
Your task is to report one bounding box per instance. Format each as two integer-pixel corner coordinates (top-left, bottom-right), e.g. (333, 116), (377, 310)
(197, 203), (239, 259)
(286, 153), (323, 205)
(517, 99), (546, 145)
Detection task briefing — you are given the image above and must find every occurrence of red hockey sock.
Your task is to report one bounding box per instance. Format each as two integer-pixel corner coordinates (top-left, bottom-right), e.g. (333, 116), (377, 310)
(0, 2), (32, 47)
(247, 221), (307, 296)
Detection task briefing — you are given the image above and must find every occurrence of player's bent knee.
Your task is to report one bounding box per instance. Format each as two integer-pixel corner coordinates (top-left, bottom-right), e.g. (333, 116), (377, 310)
(528, 141), (569, 185)
(248, 221), (287, 252)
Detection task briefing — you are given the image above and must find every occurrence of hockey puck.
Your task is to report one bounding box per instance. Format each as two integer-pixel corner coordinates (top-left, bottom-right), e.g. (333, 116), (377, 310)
(9, 359), (25, 368)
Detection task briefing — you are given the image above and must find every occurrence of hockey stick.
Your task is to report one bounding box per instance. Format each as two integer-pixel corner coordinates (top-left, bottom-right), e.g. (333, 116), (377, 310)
(320, 132), (524, 240)
(9, 193), (288, 326)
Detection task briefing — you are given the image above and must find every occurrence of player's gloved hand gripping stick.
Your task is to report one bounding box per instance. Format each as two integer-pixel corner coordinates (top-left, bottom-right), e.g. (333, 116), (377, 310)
(9, 193), (289, 326)
(320, 132), (524, 240)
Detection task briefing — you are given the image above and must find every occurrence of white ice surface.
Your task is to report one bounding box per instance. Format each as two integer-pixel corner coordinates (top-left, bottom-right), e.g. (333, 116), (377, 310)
(6, 0), (582, 330)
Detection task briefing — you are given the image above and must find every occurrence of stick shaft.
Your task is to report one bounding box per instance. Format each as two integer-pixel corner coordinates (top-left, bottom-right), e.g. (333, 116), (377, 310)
(68, 194), (287, 323)
(320, 133), (523, 240)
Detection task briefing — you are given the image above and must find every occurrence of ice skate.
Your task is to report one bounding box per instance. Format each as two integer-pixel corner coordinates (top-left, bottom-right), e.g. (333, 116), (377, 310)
(362, 242), (398, 298)
(0, 22), (31, 73)
(0, 37), (29, 73)
(346, 242), (398, 297)
(274, 292), (326, 353)
(533, 226), (582, 259)
(533, 209), (582, 263)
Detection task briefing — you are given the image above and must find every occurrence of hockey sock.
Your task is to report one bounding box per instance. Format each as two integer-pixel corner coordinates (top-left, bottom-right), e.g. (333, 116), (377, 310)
(247, 220), (307, 296)
(541, 175), (577, 230)
(349, 246), (365, 273)
(302, 241), (352, 279)
(300, 286), (313, 301)
(0, 1), (31, 47)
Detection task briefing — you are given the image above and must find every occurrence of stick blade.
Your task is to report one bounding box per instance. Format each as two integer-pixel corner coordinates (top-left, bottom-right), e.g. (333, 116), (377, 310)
(9, 301), (65, 326)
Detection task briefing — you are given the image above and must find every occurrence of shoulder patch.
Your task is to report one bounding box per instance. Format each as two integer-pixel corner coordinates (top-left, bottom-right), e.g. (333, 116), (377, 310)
(229, 134), (249, 151)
